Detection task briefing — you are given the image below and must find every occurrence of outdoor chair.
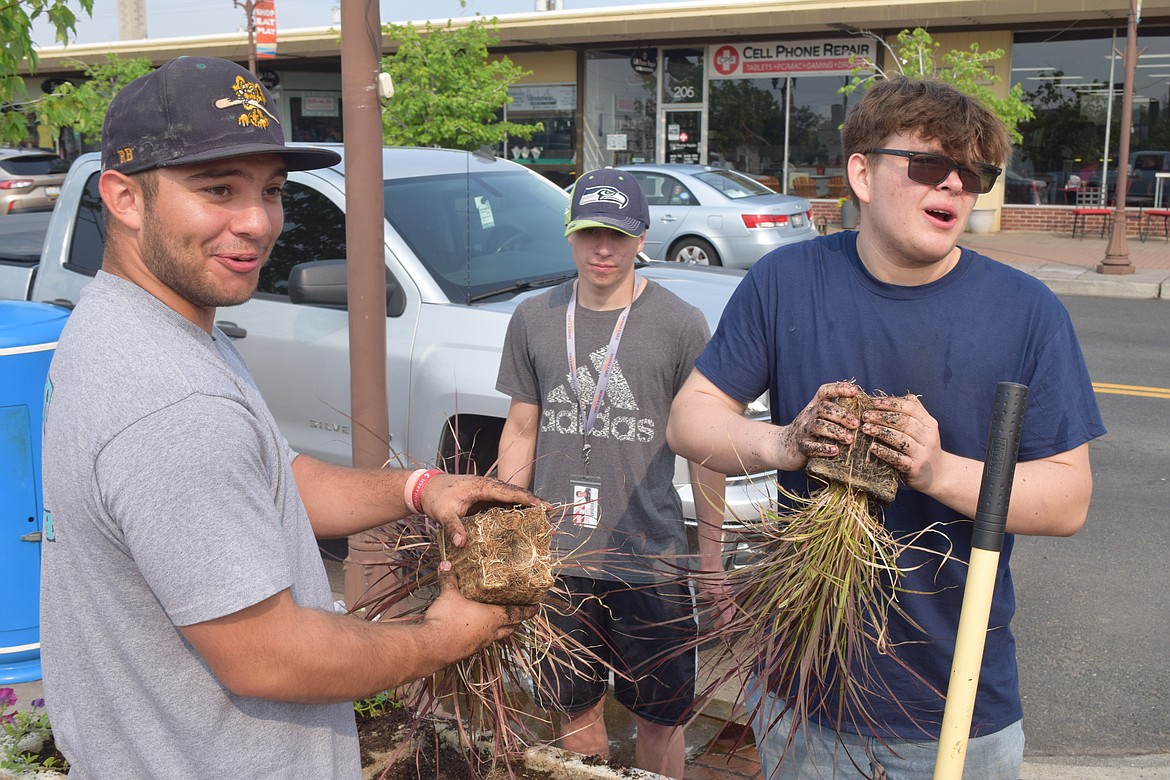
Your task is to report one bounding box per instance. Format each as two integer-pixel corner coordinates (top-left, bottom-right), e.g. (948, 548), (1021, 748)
(1140, 208), (1170, 242)
(791, 175), (818, 199)
(827, 176), (850, 199)
(1070, 186), (1111, 239)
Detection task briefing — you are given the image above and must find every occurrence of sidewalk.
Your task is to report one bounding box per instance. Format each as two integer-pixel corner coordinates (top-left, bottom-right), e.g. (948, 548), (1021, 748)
(956, 228), (1170, 300)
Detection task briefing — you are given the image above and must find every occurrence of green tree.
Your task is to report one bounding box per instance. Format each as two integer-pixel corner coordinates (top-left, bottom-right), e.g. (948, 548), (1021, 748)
(0, 0), (93, 144)
(841, 27), (1035, 144)
(34, 54), (153, 144)
(380, 15), (539, 149)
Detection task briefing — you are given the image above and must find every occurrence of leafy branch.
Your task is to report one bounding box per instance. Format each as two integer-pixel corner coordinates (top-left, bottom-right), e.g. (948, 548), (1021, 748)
(839, 27), (1034, 143)
(380, 14), (541, 150)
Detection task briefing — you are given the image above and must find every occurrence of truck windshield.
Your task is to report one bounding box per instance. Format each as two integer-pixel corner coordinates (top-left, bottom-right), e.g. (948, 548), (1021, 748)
(384, 169), (575, 303)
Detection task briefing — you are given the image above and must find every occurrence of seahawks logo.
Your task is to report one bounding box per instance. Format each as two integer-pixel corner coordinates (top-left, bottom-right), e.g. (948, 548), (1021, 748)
(579, 185), (628, 209)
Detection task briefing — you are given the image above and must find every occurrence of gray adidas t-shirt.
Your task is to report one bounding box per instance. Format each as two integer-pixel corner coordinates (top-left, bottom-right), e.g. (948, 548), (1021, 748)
(496, 278), (709, 583)
(40, 272), (358, 778)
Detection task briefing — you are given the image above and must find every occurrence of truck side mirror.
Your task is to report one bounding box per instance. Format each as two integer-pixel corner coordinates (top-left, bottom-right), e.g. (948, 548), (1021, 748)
(287, 259), (405, 317)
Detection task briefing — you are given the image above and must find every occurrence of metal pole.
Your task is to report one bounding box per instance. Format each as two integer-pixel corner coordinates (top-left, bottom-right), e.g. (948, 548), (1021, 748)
(782, 76), (791, 194)
(1100, 0), (1139, 275)
(341, 0), (391, 608)
(1100, 28), (1117, 207)
(234, 0), (258, 75)
(933, 382), (1029, 780)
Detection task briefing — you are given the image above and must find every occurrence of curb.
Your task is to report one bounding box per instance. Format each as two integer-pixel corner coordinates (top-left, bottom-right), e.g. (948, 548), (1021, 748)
(1008, 262), (1170, 299)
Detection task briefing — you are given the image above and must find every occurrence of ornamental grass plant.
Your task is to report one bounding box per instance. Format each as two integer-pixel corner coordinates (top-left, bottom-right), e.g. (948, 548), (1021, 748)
(350, 504), (621, 779)
(686, 385), (940, 768)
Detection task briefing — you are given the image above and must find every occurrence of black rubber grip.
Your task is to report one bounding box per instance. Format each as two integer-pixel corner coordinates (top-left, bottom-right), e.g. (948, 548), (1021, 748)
(971, 382), (1029, 552)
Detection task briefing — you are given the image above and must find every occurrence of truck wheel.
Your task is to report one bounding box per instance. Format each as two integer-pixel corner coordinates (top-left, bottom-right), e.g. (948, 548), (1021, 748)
(669, 237), (721, 266)
(438, 415), (503, 477)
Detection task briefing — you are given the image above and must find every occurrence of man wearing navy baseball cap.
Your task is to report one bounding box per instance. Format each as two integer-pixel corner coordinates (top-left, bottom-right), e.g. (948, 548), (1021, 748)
(564, 167), (651, 238)
(496, 168), (726, 778)
(40, 56), (541, 777)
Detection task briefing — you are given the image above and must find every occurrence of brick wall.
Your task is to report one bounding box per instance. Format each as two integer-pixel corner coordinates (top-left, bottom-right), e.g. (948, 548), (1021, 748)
(808, 199), (1150, 237)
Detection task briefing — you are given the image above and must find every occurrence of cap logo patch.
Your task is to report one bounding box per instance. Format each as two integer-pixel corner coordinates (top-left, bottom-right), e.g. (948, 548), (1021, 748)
(579, 185), (628, 210)
(212, 75), (278, 129)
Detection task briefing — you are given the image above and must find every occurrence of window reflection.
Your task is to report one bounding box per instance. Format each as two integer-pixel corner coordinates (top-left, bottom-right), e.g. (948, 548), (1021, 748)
(1012, 27), (1170, 205)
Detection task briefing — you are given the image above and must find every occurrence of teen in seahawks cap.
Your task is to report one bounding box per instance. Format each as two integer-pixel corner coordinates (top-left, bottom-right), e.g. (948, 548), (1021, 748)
(565, 168), (650, 238)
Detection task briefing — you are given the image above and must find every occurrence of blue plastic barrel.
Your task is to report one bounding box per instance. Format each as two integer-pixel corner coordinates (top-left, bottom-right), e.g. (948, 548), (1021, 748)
(0, 301), (69, 683)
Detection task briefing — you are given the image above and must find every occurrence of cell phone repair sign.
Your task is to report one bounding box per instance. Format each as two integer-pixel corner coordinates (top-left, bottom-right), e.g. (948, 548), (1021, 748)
(709, 39), (876, 78)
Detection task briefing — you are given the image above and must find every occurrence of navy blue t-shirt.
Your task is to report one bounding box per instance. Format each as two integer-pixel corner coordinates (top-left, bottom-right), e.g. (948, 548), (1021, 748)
(696, 230), (1105, 739)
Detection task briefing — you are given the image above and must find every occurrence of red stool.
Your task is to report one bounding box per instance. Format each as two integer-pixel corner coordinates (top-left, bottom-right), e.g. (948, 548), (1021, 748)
(1071, 205), (1112, 238)
(1140, 208), (1170, 242)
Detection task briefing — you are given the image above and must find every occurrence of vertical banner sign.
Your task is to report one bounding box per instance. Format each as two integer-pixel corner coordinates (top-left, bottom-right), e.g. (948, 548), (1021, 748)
(255, 0), (277, 59)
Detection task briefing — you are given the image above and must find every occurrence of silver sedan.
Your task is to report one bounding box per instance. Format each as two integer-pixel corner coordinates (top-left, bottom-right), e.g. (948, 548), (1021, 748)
(617, 163), (818, 269)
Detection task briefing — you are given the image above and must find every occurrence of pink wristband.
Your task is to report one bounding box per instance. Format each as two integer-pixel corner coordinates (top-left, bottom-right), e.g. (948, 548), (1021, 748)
(408, 468), (442, 514)
(403, 469), (428, 513)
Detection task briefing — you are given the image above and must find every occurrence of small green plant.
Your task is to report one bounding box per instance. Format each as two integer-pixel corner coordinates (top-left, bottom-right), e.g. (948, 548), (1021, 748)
(353, 690), (399, 719)
(1, 687), (68, 772)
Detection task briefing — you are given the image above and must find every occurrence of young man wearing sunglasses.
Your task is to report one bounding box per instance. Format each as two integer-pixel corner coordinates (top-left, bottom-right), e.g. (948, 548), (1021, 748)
(667, 77), (1104, 779)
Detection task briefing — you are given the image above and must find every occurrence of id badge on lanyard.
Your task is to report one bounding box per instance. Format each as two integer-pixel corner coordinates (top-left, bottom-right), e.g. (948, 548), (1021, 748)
(564, 274), (644, 524)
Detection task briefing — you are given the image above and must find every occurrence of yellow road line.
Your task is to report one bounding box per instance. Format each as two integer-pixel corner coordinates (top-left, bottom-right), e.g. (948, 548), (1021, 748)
(1093, 382), (1170, 399)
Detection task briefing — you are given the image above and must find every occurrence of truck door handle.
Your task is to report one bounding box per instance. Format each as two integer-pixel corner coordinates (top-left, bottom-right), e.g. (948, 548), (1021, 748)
(216, 321), (247, 339)
(21, 532), (42, 542)
(661, 215), (678, 223)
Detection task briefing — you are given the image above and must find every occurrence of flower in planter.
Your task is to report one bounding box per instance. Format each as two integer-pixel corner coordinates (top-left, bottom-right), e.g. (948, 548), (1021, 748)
(1, 689), (68, 773)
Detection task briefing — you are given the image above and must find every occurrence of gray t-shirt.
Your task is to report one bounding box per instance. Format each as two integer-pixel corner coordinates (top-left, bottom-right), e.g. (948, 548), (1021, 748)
(496, 278), (709, 583)
(40, 272), (358, 778)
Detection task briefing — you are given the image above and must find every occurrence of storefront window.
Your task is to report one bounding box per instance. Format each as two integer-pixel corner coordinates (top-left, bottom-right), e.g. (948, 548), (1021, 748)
(663, 48), (704, 104)
(1012, 27), (1170, 205)
(582, 49), (658, 171)
(703, 38), (871, 194)
(707, 76), (849, 194)
(288, 93), (343, 143)
(502, 84), (577, 188)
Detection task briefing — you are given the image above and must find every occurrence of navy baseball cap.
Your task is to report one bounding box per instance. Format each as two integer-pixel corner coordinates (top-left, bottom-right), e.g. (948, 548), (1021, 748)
(565, 168), (649, 238)
(102, 57), (341, 175)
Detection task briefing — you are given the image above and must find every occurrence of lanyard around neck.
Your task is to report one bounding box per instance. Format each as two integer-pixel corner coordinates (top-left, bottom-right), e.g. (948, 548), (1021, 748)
(565, 274), (645, 470)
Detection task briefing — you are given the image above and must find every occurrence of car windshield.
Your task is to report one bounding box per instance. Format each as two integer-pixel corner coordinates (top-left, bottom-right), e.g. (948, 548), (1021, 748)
(692, 170), (774, 199)
(384, 168), (575, 302)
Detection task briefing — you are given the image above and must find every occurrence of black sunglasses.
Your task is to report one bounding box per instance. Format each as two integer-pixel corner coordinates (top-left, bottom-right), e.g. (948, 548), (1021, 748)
(870, 148), (1002, 194)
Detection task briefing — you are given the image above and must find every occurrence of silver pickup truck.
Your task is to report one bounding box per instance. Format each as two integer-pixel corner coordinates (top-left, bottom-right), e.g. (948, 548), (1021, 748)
(1, 146), (772, 544)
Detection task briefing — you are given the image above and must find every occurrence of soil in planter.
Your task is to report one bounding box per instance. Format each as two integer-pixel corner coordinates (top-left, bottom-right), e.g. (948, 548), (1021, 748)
(447, 505), (554, 606)
(357, 705), (562, 780)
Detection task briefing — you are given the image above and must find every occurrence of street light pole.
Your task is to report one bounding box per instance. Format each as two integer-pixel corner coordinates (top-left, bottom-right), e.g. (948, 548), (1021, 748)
(1099, 0), (1139, 275)
(234, 0), (258, 76)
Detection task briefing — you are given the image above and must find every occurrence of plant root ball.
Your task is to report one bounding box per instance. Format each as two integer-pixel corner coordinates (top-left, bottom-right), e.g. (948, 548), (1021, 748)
(448, 505), (554, 606)
(805, 387), (901, 504)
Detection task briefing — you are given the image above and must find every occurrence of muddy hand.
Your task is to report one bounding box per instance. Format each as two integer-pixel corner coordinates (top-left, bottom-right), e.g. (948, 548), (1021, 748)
(861, 394), (944, 491)
(784, 381), (862, 467)
(431, 563), (537, 655)
(420, 474), (546, 547)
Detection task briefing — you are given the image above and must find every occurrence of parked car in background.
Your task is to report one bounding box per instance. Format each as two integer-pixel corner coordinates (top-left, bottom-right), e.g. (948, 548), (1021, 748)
(0, 149), (69, 216)
(1128, 150), (1170, 207)
(616, 163), (817, 268)
(1004, 169), (1047, 205)
(3, 146), (773, 557)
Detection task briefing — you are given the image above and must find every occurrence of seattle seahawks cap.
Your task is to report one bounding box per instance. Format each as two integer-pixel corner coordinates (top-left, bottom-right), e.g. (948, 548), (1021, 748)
(565, 168), (650, 238)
